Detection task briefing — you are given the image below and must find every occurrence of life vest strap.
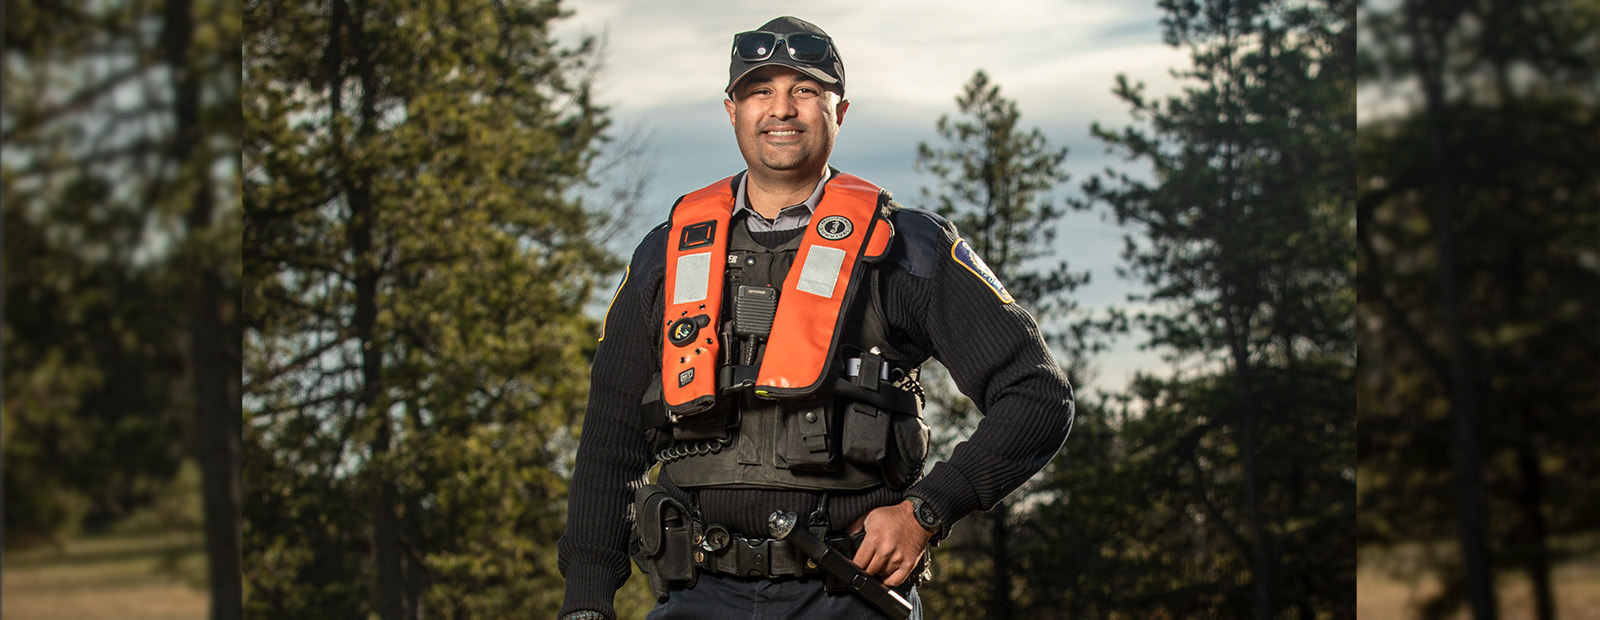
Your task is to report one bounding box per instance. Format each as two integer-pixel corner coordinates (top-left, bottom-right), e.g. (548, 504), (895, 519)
(661, 177), (737, 415)
(754, 174), (886, 396)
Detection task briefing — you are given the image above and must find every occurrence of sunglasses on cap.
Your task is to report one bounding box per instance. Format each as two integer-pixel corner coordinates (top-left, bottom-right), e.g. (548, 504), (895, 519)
(732, 30), (834, 63)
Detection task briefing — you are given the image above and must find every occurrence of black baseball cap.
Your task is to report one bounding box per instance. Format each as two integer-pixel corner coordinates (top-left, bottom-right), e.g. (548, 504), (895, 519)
(725, 16), (845, 96)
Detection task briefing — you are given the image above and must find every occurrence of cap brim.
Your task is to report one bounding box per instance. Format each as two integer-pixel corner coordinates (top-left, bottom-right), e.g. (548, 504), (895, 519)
(725, 61), (841, 94)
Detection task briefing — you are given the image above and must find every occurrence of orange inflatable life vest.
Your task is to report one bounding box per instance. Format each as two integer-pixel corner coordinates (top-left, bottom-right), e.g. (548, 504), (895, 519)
(660, 172), (894, 415)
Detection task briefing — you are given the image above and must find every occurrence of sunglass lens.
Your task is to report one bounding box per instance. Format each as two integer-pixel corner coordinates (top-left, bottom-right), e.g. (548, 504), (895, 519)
(735, 32), (777, 61)
(786, 34), (830, 62)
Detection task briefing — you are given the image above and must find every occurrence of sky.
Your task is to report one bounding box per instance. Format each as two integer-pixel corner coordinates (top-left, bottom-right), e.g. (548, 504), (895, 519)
(553, 0), (1195, 393)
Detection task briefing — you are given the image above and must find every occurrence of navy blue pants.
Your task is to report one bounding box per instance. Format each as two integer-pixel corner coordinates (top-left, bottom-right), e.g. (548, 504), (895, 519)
(644, 572), (923, 620)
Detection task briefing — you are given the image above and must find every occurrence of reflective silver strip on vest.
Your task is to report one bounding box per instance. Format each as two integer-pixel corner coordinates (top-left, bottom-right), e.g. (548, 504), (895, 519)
(795, 246), (847, 298)
(844, 357), (892, 379)
(674, 252), (713, 304)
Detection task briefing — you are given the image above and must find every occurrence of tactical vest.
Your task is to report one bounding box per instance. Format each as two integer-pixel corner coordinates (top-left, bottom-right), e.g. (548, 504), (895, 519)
(640, 173), (929, 492)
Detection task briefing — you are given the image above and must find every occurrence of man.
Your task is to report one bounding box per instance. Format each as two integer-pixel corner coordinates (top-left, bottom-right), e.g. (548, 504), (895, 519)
(557, 16), (1074, 620)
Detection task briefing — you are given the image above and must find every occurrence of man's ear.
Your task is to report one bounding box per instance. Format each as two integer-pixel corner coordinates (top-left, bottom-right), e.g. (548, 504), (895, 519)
(835, 99), (850, 127)
(725, 97), (737, 126)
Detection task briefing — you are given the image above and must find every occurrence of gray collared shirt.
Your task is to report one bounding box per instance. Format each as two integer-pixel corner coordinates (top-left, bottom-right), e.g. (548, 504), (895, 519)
(732, 168), (831, 232)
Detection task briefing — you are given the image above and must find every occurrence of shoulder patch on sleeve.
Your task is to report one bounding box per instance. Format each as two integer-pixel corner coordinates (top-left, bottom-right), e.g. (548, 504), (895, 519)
(951, 238), (1015, 304)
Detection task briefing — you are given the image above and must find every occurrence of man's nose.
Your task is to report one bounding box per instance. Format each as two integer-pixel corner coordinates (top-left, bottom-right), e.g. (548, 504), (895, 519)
(766, 92), (798, 118)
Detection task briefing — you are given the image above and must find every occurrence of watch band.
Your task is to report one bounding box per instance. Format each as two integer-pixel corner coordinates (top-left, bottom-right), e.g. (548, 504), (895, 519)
(560, 611), (607, 620)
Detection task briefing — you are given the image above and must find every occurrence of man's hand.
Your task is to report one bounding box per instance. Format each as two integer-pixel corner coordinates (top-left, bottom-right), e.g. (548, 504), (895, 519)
(848, 500), (932, 587)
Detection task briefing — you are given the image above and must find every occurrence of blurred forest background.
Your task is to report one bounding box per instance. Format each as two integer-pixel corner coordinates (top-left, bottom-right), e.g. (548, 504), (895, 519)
(0, 0), (1589, 618)
(4, 0), (241, 617)
(913, 0), (1355, 617)
(1355, 0), (1600, 619)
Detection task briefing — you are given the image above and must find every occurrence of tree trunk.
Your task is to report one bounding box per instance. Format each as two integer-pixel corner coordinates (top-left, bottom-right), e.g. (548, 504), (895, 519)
(402, 397), (430, 618)
(164, 0), (242, 617)
(1402, 2), (1497, 617)
(354, 159), (404, 620)
(1213, 10), (1275, 615)
(1226, 313), (1274, 620)
(1493, 46), (1556, 620)
(1516, 439), (1555, 620)
(403, 494), (429, 619)
(190, 249), (243, 620)
(337, 0), (406, 616)
(987, 501), (1013, 620)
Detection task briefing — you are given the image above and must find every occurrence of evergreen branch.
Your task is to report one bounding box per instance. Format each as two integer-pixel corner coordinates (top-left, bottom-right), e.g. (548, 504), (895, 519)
(1355, 176), (1450, 384)
(245, 338), (348, 392)
(2, 138), (171, 178)
(2, 61), (157, 142)
(250, 388), (358, 420)
(1185, 444), (1254, 568)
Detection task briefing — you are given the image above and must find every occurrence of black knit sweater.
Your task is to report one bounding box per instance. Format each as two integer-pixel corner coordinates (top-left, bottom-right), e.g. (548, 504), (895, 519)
(556, 178), (1075, 619)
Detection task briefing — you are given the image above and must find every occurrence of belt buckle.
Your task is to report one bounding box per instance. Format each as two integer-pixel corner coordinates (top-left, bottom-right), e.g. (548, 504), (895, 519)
(735, 537), (772, 577)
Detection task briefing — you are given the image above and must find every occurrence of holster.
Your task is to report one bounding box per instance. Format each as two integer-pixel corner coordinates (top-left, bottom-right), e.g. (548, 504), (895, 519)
(632, 485), (698, 601)
(816, 533), (932, 593)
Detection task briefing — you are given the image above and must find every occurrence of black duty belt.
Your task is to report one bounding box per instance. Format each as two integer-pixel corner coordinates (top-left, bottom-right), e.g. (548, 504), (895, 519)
(693, 529), (861, 579)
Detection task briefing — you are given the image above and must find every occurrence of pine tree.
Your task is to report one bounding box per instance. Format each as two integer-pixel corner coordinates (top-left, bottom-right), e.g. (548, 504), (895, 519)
(4, 2), (242, 616)
(243, 0), (618, 616)
(1357, 1), (1600, 618)
(1078, 0), (1355, 616)
(913, 69), (1083, 620)
(916, 71), (1085, 336)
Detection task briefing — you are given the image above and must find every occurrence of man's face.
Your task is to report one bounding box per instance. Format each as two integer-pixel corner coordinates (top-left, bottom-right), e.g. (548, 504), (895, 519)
(724, 66), (849, 177)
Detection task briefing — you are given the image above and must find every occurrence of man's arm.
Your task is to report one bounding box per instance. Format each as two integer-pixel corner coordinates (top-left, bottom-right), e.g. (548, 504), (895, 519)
(852, 211), (1075, 583)
(555, 224), (668, 620)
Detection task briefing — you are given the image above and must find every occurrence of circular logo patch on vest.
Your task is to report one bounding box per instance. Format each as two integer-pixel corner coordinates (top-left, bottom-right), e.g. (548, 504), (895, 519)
(816, 215), (854, 241)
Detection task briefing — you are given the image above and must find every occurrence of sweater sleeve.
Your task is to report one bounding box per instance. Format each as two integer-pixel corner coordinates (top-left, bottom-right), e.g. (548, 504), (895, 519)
(893, 213), (1076, 537)
(556, 224), (668, 620)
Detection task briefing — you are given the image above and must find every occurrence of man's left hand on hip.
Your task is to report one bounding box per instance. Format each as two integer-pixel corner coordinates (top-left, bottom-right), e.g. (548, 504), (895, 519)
(848, 500), (932, 587)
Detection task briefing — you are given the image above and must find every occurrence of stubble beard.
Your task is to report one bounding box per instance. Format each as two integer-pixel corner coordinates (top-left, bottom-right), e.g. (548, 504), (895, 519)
(758, 146), (811, 172)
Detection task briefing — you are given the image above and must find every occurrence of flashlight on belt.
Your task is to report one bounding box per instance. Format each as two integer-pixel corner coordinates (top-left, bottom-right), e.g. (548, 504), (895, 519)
(767, 510), (914, 620)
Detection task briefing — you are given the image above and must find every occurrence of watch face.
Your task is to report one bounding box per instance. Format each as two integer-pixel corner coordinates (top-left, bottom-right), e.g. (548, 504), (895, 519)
(911, 498), (940, 530)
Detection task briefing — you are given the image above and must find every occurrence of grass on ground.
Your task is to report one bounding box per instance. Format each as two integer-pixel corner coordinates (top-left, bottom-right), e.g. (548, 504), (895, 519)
(1359, 544), (1600, 620)
(3, 530), (208, 620)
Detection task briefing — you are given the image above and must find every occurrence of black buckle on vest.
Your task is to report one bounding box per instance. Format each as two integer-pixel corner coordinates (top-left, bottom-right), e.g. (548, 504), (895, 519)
(854, 349), (884, 392)
(718, 364), (760, 392)
(735, 537), (772, 577)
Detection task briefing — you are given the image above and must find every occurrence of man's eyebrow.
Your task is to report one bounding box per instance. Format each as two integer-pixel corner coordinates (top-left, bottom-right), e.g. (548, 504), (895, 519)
(737, 74), (827, 93)
(739, 76), (776, 90)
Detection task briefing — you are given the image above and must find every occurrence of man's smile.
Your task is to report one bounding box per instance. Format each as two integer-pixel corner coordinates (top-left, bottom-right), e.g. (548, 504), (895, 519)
(760, 124), (805, 140)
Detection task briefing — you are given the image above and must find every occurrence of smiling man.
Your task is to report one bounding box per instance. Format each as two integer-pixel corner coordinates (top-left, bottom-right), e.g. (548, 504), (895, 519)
(556, 16), (1076, 620)
(726, 63), (845, 198)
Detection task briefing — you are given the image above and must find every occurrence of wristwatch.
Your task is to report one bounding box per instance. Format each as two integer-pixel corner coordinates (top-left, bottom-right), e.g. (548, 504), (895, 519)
(907, 496), (943, 536)
(559, 611), (607, 620)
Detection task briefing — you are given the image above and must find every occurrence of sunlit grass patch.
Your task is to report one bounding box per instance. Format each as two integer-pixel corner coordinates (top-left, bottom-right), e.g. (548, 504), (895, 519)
(1358, 545), (1600, 619)
(3, 531), (207, 620)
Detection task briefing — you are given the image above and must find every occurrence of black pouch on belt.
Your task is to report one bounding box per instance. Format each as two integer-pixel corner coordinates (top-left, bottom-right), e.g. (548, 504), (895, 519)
(885, 413), (930, 490)
(778, 397), (837, 472)
(841, 402), (888, 465)
(634, 485), (698, 601)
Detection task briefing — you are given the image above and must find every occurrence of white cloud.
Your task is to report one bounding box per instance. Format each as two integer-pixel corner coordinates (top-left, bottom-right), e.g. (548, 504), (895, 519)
(555, 0), (1187, 116)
